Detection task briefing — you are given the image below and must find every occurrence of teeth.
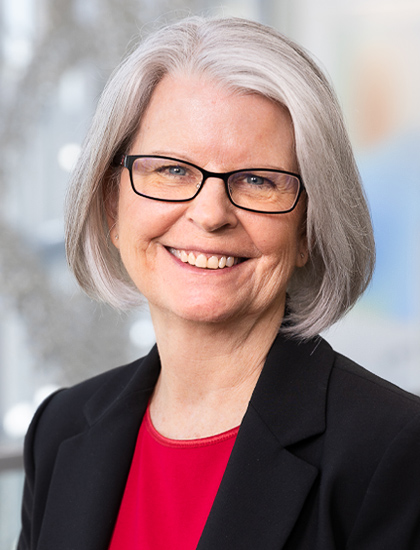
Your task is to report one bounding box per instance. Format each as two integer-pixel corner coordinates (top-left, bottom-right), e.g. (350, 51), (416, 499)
(169, 248), (241, 270)
(218, 256), (227, 268)
(195, 254), (207, 268)
(207, 256), (219, 269)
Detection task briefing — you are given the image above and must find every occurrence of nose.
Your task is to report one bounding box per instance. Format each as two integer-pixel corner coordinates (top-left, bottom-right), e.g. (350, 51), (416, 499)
(186, 177), (238, 232)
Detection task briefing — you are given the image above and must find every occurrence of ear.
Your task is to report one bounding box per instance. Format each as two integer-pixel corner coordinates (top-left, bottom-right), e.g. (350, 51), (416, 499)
(296, 207), (308, 268)
(296, 236), (309, 267)
(103, 174), (120, 248)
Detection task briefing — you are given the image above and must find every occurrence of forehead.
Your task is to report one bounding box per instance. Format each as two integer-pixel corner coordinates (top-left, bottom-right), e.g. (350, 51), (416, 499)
(131, 74), (297, 171)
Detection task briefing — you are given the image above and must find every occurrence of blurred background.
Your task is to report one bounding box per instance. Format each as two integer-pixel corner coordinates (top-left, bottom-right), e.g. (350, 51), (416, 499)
(1, 0), (419, 546)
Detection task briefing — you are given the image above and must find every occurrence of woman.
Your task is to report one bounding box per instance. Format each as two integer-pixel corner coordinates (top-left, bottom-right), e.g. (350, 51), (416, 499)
(19, 17), (420, 550)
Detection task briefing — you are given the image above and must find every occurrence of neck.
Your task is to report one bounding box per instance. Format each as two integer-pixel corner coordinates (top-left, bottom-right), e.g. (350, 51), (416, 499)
(148, 305), (284, 439)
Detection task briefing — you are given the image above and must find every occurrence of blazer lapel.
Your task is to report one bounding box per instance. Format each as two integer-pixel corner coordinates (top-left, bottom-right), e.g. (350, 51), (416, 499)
(197, 407), (319, 549)
(198, 335), (334, 550)
(36, 347), (161, 550)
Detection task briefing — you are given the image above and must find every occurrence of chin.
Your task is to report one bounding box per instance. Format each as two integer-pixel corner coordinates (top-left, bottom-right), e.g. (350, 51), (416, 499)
(158, 296), (245, 326)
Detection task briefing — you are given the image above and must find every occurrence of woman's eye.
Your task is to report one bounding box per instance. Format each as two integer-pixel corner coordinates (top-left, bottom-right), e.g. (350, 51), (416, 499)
(241, 174), (274, 187)
(168, 165), (187, 176)
(159, 164), (188, 177)
(246, 175), (265, 186)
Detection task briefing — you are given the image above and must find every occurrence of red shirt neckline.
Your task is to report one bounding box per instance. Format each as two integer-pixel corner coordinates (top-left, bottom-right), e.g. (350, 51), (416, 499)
(145, 406), (240, 448)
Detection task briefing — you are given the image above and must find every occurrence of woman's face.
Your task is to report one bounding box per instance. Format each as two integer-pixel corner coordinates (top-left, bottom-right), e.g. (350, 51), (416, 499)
(111, 75), (307, 327)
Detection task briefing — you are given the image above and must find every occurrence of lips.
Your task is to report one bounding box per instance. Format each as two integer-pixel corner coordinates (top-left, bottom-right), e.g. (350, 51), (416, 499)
(168, 247), (243, 269)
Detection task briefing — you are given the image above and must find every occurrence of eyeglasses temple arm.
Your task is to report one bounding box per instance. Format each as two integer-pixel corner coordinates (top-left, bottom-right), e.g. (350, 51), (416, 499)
(112, 154), (126, 167)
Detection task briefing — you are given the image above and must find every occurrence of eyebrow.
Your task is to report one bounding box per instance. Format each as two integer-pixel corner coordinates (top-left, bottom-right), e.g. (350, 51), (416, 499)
(128, 152), (293, 173)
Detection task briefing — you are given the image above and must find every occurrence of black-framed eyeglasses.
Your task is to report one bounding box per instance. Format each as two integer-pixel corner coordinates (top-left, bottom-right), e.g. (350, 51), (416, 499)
(114, 154), (304, 214)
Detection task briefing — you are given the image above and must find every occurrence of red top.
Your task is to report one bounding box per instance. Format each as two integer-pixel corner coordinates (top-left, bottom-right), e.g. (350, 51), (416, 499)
(109, 407), (239, 549)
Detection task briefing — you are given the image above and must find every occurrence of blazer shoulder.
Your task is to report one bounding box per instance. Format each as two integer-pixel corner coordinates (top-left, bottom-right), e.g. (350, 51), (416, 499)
(321, 352), (420, 548)
(43, 357), (145, 422)
(26, 352), (156, 463)
(19, 352), (159, 550)
(324, 350), (420, 462)
(332, 351), (420, 412)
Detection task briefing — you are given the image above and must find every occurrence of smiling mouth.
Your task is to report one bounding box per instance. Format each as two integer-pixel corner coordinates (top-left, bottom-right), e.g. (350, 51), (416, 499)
(168, 247), (245, 270)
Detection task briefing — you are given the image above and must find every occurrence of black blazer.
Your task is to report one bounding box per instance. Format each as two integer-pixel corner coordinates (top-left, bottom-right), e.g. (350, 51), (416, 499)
(18, 334), (420, 549)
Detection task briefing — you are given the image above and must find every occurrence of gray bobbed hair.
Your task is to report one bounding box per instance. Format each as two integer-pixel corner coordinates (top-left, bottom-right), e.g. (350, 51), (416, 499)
(65, 16), (375, 339)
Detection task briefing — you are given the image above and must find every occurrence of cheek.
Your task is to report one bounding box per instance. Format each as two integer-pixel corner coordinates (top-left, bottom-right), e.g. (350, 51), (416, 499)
(252, 228), (303, 307)
(117, 193), (186, 260)
(251, 217), (303, 264)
